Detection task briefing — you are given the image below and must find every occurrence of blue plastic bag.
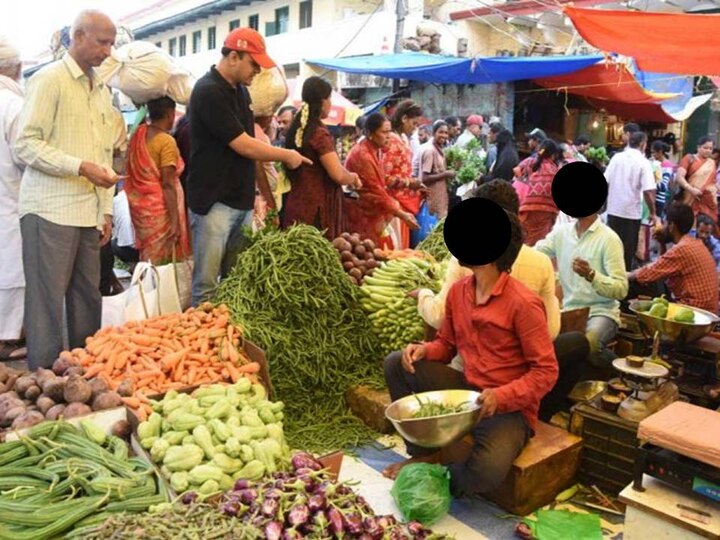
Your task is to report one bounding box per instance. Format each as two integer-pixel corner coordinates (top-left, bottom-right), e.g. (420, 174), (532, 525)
(410, 201), (438, 248)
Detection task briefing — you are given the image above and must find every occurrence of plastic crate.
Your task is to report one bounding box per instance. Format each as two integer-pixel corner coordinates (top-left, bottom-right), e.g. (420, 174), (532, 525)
(570, 401), (640, 495)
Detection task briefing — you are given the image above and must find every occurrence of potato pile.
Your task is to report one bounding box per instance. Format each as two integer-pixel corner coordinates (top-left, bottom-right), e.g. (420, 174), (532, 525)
(0, 352), (124, 434)
(331, 232), (384, 285)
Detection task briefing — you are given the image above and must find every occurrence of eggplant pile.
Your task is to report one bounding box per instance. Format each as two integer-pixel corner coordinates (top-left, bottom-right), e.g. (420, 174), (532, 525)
(211, 452), (449, 540)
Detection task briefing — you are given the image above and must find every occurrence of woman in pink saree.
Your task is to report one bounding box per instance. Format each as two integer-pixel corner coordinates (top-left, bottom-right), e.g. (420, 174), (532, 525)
(126, 97), (191, 264)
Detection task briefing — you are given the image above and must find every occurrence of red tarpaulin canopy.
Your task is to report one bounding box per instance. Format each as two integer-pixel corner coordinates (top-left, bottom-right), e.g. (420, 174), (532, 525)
(534, 63), (678, 104)
(565, 7), (720, 75)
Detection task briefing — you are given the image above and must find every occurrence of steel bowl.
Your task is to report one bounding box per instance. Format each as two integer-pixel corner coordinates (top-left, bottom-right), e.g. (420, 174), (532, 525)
(629, 299), (719, 343)
(385, 389), (481, 448)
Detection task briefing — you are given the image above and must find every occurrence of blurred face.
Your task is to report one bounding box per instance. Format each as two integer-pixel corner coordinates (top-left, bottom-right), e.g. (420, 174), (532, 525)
(401, 115), (418, 136)
(73, 18), (116, 67)
(577, 143), (590, 154)
(652, 149), (664, 161)
(277, 110), (294, 135)
(320, 97), (332, 120)
(434, 126), (449, 147)
(468, 124), (481, 137)
(562, 146), (573, 159)
(448, 122), (461, 138)
(370, 120), (392, 148)
(698, 141), (714, 159)
(697, 222), (714, 240)
(529, 137), (540, 151)
(489, 130), (498, 143)
(418, 128), (430, 144)
(231, 51), (261, 86)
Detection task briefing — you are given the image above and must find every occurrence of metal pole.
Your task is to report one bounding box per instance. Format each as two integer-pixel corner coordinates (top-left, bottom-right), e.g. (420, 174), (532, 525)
(392, 0), (406, 93)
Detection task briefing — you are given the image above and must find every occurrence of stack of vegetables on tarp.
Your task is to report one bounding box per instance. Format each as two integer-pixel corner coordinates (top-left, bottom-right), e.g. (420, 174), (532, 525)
(0, 420), (168, 538)
(136, 380), (289, 496)
(360, 258), (444, 356)
(215, 225), (384, 453)
(73, 452), (451, 540)
(61, 303), (262, 420)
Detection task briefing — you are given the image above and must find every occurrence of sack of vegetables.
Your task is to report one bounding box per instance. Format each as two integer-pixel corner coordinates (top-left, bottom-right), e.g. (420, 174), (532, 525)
(391, 463), (452, 526)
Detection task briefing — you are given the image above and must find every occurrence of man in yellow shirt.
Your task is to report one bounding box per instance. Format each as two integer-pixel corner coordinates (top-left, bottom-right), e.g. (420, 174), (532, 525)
(416, 180), (588, 420)
(15, 10), (119, 369)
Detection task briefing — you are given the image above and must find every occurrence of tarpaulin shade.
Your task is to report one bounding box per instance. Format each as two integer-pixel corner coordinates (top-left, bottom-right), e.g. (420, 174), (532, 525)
(535, 63), (679, 104)
(587, 94), (712, 124)
(306, 52), (604, 85)
(284, 79), (362, 127)
(565, 7), (720, 75)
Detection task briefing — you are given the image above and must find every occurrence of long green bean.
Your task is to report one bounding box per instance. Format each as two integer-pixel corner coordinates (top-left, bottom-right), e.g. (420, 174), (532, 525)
(215, 225), (385, 453)
(417, 219), (450, 262)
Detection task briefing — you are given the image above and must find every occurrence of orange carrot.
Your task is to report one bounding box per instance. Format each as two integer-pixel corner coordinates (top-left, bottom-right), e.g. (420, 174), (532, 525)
(83, 363), (105, 379)
(225, 362), (241, 383)
(237, 362), (261, 374)
(121, 396), (141, 409)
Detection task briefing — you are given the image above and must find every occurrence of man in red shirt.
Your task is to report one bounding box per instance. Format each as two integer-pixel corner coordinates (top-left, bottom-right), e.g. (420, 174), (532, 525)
(629, 202), (719, 313)
(383, 211), (559, 497)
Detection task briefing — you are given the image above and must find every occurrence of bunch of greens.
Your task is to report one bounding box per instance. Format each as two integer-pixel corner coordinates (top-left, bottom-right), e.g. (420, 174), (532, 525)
(445, 141), (486, 186)
(411, 396), (474, 419)
(215, 225), (384, 453)
(585, 146), (609, 165)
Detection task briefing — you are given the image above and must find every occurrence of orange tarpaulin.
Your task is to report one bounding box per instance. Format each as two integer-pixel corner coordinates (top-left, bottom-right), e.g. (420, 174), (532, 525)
(534, 63), (678, 104)
(565, 7), (720, 75)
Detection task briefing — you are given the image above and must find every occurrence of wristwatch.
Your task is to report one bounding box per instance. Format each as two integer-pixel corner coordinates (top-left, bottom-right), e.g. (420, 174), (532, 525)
(587, 269), (596, 283)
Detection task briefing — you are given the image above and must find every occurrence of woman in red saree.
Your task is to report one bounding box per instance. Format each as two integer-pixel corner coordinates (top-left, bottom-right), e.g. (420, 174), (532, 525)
(282, 77), (362, 239)
(675, 135), (718, 227)
(345, 113), (419, 245)
(126, 97), (191, 264)
(384, 100), (425, 249)
(518, 139), (560, 246)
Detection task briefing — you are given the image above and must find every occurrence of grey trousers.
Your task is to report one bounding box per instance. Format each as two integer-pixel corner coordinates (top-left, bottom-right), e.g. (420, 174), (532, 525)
(21, 215), (101, 369)
(384, 352), (531, 497)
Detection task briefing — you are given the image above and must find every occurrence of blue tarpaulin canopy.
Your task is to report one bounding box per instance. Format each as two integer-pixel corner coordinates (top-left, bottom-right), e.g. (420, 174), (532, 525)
(305, 52), (604, 85)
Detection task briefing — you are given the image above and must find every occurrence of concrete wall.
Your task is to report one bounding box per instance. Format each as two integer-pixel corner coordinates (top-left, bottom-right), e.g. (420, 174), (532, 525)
(411, 82), (514, 126)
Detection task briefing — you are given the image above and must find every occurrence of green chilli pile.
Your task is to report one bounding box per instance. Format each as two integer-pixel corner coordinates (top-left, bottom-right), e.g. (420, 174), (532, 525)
(360, 259), (443, 356)
(417, 219), (450, 262)
(215, 225), (384, 453)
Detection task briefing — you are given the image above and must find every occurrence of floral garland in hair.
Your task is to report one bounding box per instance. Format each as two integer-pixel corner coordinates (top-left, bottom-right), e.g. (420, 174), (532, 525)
(295, 103), (310, 148)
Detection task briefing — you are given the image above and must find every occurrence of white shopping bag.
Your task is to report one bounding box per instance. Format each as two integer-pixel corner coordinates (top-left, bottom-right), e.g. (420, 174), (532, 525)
(101, 264), (160, 328)
(154, 254), (193, 314)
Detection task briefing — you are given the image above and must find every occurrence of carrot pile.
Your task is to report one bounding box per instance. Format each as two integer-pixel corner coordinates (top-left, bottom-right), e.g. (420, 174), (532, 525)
(70, 303), (260, 420)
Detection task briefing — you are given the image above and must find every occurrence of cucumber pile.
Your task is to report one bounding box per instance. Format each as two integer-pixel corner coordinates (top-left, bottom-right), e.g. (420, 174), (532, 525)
(360, 259), (444, 355)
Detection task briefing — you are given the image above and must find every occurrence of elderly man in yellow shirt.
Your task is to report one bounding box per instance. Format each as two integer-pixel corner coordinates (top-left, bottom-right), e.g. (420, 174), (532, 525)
(416, 180), (588, 421)
(15, 10), (119, 369)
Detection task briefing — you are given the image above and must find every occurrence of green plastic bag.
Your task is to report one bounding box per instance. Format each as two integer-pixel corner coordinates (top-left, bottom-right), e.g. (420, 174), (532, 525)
(523, 510), (602, 540)
(391, 463), (452, 526)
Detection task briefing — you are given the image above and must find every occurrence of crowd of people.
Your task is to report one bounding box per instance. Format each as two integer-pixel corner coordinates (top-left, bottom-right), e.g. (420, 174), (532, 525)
(0, 13), (719, 382)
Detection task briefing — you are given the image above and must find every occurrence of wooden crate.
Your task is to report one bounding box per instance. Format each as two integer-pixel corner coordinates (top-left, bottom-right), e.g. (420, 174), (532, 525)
(440, 421), (582, 516)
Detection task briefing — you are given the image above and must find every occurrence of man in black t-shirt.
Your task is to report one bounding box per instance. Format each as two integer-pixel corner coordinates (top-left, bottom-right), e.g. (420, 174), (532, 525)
(187, 28), (310, 305)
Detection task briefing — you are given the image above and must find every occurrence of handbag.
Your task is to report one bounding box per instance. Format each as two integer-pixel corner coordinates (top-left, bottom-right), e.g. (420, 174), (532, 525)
(101, 264), (161, 328)
(153, 248), (193, 314)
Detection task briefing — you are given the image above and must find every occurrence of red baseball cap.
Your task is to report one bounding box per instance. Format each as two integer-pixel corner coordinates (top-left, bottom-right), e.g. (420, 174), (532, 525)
(466, 114), (484, 127)
(223, 28), (276, 69)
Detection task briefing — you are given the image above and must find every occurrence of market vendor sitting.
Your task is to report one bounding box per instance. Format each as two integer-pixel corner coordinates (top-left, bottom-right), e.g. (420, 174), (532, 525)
(383, 203), (559, 497)
(628, 202), (719, 313)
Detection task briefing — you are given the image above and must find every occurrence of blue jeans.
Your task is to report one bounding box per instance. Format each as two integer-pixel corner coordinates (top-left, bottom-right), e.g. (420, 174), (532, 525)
(190, 203), (253, 306)
(585, 315), (618, 367)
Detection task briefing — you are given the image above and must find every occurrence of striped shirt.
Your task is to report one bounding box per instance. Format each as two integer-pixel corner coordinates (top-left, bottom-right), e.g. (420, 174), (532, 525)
(15, 54), (115, 229)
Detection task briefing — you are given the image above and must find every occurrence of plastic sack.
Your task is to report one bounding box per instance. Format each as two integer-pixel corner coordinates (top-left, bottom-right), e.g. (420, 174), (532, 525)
(391, 463), (451, 526)
(410, 200), (438, 248)
(249, 66), (288, 117)
(523, 510), (602, 540)
(97, 41), (195, 105)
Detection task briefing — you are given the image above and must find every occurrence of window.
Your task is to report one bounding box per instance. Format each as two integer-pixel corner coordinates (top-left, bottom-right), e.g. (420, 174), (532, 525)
(229, 19), (240, 31)
(178, 35), (187, 56)
(266, 6), (289, 36)
(155, 41), (162, 49)
(299, 1), (313, 29)
(192, 30), (201, 53)
(248, 14), (259, 31)
(208, 26), (217, 50)
(168, 37), (177, 56)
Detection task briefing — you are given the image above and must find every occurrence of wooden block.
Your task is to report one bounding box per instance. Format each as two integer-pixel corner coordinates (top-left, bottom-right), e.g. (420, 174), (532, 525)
(441, 421), (583, 516)
(346, 385), (394, 434)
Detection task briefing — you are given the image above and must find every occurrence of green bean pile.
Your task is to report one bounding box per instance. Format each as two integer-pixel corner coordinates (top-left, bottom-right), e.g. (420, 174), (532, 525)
(416, 219), (450, 262)
(215, 225), (384, 453)
(69, 503), (262, 540)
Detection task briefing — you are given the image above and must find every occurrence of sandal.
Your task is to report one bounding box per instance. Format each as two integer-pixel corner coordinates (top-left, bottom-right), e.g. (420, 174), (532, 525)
(0, 341), (27, 361)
